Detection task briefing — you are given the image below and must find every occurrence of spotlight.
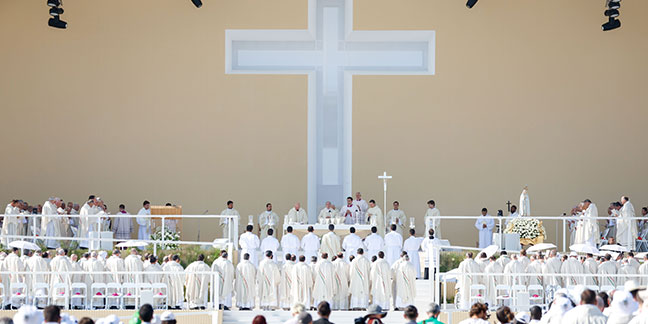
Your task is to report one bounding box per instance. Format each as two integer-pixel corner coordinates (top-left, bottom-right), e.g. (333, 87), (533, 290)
(607, 1), (620, 10)
(49, 7), (64, 17)
(47, 0), (60, 7)
(48, 16), (67, 29)
(602, 17), (621, 31)
(191, 0), (202, 8)
(466, 0), (478, 8)
(604, 9), (619, 17)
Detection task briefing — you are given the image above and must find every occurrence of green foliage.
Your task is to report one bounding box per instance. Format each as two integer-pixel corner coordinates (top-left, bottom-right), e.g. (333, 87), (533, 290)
(144, 245), (221, 268)
(440, 251), (477, 273)
(150, 227), (181, 250)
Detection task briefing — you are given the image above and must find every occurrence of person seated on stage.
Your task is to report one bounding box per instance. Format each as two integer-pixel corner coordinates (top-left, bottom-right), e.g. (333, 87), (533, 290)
(318, 201), (339, 224)
(288, 203), (308, 224)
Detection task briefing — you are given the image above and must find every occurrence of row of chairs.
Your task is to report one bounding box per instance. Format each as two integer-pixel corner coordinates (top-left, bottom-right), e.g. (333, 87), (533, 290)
(4, 282), (168, 310)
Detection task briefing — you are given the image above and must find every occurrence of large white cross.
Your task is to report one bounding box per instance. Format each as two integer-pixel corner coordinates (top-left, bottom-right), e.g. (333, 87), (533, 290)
(225, 0), (435, 222)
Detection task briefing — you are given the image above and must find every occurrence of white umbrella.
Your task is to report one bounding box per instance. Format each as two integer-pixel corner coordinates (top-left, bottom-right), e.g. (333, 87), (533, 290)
(570, 243), (599, 255)
(479, 244), (499, 258)
(527, 243), (557, 253)
(8, 240), (40, 251)
(600, 244), (630, 252)
(115, 240), (148, 248)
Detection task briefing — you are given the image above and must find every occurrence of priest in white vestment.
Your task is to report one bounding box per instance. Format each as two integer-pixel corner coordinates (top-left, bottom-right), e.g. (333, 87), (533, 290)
(211, 251), (235, 309)
(2, 200), (21, 247)
(239, 225), (261, 266)
(503, 255), (526, 286)
(301, 226), (320, 262)
(105, 250), (125, 284)
(144, 256), (165, 308)
(164, 255), (185, 309)
(259, 203), (279, 240)
(483, 256), (503, 305)
(219, 201), (240, 242)
(312, 253), (336, 306)
(5, 248), (25, 286)
(542, 252), (563, 287)
(386, 201), (407, 235)
(403, 228), (423, 278)
(257, 251), (282, 310)
(49, 249), (72, 305)
(575, 199), (599, 245)
(392, 255), (417, 310)
(475, 208), (494, 249)
(320, 224), (342, 258)
(281, 226), (301, 258)
(340, 197), (362, 225)
(279, 254), (295, 310)
(424, 200), (441, 239)
(185, 254), (211, 309)
(366, 200), (385, 237)
(235, 253), (257, 310)
(618, 260), (637, 286)
(25, 251), (48, 294)
(348, 249), (371, 310)
(353, 192), (369, 224)
(124, 249), (144, 297)
(456, 252), (481, 309)
(364, 227), (385, 261)
(617, 196), (638, 251)
(526, 255), (544, 286)
(561, 253), (584, 286)
(384, 224), (403, 266)
(369, 252), (391, 310)
(318, 201), (339, 224)
(496, 251), (512, 269)
(291, 255), (314, 309)
(136, 200), (151, 241)
(287, 203), (308, 224)
(342, 227), (365, 262)
(638, 255), (648, 286)
(583, 254), (599, 286)
(332, 253), (350, 310)
(42, 197), (63, 249)
(259, 229), (280, 262)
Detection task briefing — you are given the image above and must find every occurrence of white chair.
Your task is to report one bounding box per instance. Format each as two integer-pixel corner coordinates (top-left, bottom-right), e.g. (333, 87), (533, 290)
(70, 283), (88, 310)
(90, 283), (107, 309)
(122, 283), (138, 309)
(10, 282), (27, 308)
(495, 284), (511, 306)
(140, 290), (154, 307)
(51, 283), (69, 309)
(31, 282), (50, 308)
(151, 283), (168, 309)
(105, 283), (122, 310)
(528, 285), (544, 305)
(469, 284), (486, 304)
(138, 283), (153, 308)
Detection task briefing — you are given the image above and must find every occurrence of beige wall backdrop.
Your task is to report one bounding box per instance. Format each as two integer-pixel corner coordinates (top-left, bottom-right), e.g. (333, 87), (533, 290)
(1, 0), (647, 248)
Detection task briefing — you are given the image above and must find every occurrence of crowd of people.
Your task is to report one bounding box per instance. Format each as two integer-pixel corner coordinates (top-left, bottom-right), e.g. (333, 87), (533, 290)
(4, 303), (177, 324)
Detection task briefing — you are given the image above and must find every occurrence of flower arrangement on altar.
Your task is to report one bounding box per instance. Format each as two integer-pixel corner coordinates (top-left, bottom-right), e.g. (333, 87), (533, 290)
(150, 227), (181, 250)
(504, 218), (546, 244)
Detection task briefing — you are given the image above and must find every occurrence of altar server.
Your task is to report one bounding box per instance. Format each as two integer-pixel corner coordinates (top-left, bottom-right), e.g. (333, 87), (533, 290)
(342, 227), (365, 262)
(475, 208), (494, 249)
(386, 201), (407, 235)
(301, 226), (320, 262)
(403, 228), (424, 278)
(259, 203), (279, 240)
(384, 224), (403, 266)
(320, 224), (342, 257)
(240, 224), (261, 266)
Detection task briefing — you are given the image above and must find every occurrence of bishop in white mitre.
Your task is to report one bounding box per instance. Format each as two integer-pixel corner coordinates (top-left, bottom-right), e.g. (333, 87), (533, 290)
(281, 226), (301, 258)
(424, 200), (441, 239)
(384, 224), (403, 266)
(332, 253), (350, 310)
(259, 203), (279, 240)
(185, 254), (211, 309)
(301, 226), (321, 262)
(291, 255), (314, 309)
(340, 197), (361, 225)
(2, 200), (21, 247)
(219, 201), (240, 242)
(260, 229), (280, 262)
(42, 197), (63, 249)
(348, 249), (371, 310)
(364, 226), (385, 261)
(212, 251), (235, 309)
(318, 201), (339, 224)
(312, 253), (336, 306)
(598, 254), (618, 287)
(369, 251), (391, 310)
(320, 224), (341, 258)
(403, 228), (424, 278)
(342, 227), (365, 262)
(287, 203), (308, 224)
(392, 255), (417, 310)
(474, 208), (494, 249)
(164, 255), (185, 309)
(258, 251), (282, 310)
(456, 252), (481, 309)
(239, 225), (261, 266)
(617, 196), (638, 251)
(386, 201), (407, 235)
(366, 200), (385, 237)
(279, 254), (295, 310)
(353, 192), (369, 224)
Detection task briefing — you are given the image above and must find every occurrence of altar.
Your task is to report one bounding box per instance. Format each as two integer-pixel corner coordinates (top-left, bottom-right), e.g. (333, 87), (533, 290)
(282, 224), (372, 239)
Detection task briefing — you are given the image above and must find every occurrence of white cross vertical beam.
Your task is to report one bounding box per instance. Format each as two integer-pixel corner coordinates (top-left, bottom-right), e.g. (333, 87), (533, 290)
(225, 0), (435, 221)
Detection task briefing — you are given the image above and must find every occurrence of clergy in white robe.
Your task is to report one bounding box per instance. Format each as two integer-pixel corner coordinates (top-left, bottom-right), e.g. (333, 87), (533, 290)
(25, 252), (48, 294)
(218, 201), (240, 241)
(210, 252), (235, 309)
(332, 253), (350, 310)
(364, 227), (385, 261)
(320, 224), (342, 258)
(456, 252), (481, 309)
(475, 209), (494, 249)
(312, 253), (336, 306)
(483, 257), (503, 305)
(348, 250), (371, 310)
(259, 229), (280, 262)
(124, 249), (144, 297)
(583, 255), (599, 286)
(496, 252), (512, 269)
(342, 227), (365, 262)
(318, 202), (339, 224)
(618, 261), (637, 286)
(403, 229), (424, 278)
(421, 229), (442, 280)
(503, 255), (527, 286)
(392, 255), (417, 309)
(301, 227), (320, 262)
(240, 225), (261, 266)
(366, 201), (385, 237)
(369, 252), (391, 310)
(386, 201), (407, 235)
(185, 255), (211, 309)
(49, 250), (72, 305)
(424, 200), (441, 239)
(105, 250), (125, 284)
(384, 225), (403, 266)
(259, 204), (279, 240)
(78, 199), (99, 248)
(112, 206), (132, 241)
(353, 193), (369, 224)
(287, 203), (308, 224)
(526, 257), (544, 286)
(144, 256), (165, 308)
(279, 254), (295, 310)
(340, 197), (362, 225)
(561, 254), (584, 286)
(164, 255), (185, 309)
(2, 201), (21, 247)
(291, 256), (314, 309)
(136, 201), (151, 241)
(638, 255), (648, 286)
(575, 200), (599, 245)
(42, 198), (63, 249)
(257, 252), (282, 310)
(617, 197), (638, 251)
(5, 249), (25, 285)
(281, 226), (301, 258)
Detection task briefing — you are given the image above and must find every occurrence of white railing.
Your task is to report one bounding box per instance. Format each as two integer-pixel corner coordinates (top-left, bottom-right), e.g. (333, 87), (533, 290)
(0, 213), (239, 255)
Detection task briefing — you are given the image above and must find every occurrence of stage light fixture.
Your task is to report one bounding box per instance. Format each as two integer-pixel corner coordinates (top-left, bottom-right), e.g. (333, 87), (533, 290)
(49, 7), (64, 17)
(47, 0), (60, 7)
(48, 16), (67, 29)
(191, 0), (203, 8)
(466, 0), (478, 9)
(605, 9), (619, 17)
(607, 1), (620, 10)
(602, 17), (621, 31)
